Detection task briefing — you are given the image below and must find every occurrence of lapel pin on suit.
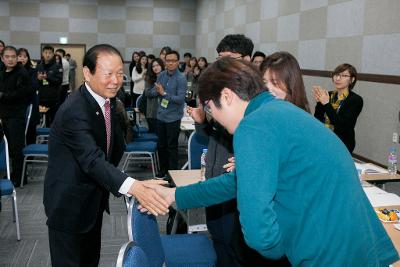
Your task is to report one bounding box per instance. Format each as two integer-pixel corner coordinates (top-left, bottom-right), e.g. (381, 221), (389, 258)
(96, 111), (100, 115)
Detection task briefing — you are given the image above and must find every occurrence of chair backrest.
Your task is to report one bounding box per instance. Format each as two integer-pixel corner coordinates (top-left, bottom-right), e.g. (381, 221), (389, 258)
(116, 241), (150, 267)
(188, 131), (209, 169)
(123, 244), (150, 267)
(135, 94), (142, 109)
(128, 199), (165, 267)
(25, 104), (32, 143)
(0, 135), (11, 180)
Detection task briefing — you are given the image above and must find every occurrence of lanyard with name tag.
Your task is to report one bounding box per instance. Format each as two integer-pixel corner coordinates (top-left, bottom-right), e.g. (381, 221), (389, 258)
(161, 98), (169, 108)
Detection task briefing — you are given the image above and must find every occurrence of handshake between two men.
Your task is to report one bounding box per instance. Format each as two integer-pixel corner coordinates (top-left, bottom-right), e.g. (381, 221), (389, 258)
(129, 179), (177, 216)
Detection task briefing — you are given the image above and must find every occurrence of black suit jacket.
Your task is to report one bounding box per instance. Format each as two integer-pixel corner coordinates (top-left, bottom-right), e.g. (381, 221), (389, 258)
(43, 84), (127, 234)
(314, 90), (363, 153)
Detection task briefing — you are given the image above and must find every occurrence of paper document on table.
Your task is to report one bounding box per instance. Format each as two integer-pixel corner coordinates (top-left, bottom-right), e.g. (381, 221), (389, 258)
(355, 162), (388, 175)
(363, 186), (387, 195)
(367, 192), (400, 207)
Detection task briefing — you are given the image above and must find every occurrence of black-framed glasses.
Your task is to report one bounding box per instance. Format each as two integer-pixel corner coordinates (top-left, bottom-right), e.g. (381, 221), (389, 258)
(333, 73), (351, 79)
(203, 100), (211, 114)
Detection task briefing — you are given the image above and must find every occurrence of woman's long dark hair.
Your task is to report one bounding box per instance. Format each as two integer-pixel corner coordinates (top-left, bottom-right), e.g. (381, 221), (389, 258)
(146, 58), (165, 85)
(260, 51), (310, 113)
(198, 57), (208, 69)
(135, 55), (147, 74)
(17, 47), (33, 70)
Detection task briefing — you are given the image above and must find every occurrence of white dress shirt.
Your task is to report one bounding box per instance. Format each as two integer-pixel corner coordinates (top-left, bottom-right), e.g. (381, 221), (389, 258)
(86, 83), (135, 196)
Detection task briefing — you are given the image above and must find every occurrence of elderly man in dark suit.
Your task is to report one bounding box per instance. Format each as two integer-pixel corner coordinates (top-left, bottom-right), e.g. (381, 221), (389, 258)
(43, 44), (169, 267)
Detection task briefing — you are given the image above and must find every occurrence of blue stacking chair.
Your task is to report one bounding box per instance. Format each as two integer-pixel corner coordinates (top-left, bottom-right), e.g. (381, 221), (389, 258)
(176, 131), (209, 233)
(35, 127), (50, 143)
(121, 141), (159, 178)
(181, 131), (209, 170)
(116, 241), (150, 267)
(134, 94), (145, 127)
(133, 133), (158, 142)
(20, 105), (48, 188)
(0, 134), (21, 240)
(20, 144), (48, 188)
(132, 125), (157, 142)
(128, 199), (217, 267)
(132, 125), (149, 135)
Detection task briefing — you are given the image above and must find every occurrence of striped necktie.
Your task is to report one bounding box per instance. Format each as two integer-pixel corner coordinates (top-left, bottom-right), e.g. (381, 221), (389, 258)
(104, 100), (111, 155)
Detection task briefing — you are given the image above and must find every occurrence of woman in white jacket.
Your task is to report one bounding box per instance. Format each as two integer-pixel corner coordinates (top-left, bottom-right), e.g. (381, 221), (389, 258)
(131, 55), (148, 106)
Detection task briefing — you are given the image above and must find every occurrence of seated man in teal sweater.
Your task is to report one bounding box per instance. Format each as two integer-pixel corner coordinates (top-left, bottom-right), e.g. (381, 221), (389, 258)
(145, 58), (398, 266)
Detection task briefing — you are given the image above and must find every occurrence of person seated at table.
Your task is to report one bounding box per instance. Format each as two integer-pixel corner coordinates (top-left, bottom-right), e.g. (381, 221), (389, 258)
(144, 58), (399, 267)
(312, 63), (363, 153)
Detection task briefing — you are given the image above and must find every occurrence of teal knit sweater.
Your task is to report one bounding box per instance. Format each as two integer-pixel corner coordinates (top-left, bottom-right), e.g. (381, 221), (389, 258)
(176, 92), (398, 266)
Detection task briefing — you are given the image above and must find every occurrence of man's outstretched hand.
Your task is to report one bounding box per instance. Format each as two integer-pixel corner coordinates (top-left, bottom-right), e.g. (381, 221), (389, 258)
(128, 180), (170, 216)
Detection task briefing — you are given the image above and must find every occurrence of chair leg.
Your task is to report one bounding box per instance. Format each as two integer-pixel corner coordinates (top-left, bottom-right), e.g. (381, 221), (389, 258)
(155, 152), (160, 172)
(123, 196), (129, 214)
(20, 156), (27, 188)
(12, 191), (21, 241)
(121, 154), (129, 171)
(150, 154), (156, 178)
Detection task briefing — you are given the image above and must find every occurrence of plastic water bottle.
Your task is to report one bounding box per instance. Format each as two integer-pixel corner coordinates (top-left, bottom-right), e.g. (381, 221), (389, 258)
(388, 147), (398, 175)
(200, 149), (207, 181)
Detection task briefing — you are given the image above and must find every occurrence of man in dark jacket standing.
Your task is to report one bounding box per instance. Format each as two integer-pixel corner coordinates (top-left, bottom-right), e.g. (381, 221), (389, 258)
(36, 45), (62, 126)
(43, 44), (169, 267)
(0, 46), (33, 186)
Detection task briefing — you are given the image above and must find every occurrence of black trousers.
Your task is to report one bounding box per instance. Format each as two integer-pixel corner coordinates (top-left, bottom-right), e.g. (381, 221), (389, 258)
(40, 100), (58, 127)
(59, 84), (70, 107)
(132, 93), (140, 108)
(207, 201), (291, 267)
(156, 119), (180, 175)
(48, 212), (103, 267)
(1, 112), (25, 186)
(206, 203), (242, 267)
(146, 118), (157, 133)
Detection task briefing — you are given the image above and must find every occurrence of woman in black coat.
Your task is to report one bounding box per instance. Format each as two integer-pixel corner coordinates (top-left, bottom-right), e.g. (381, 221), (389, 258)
(313, 63), (363, 153)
